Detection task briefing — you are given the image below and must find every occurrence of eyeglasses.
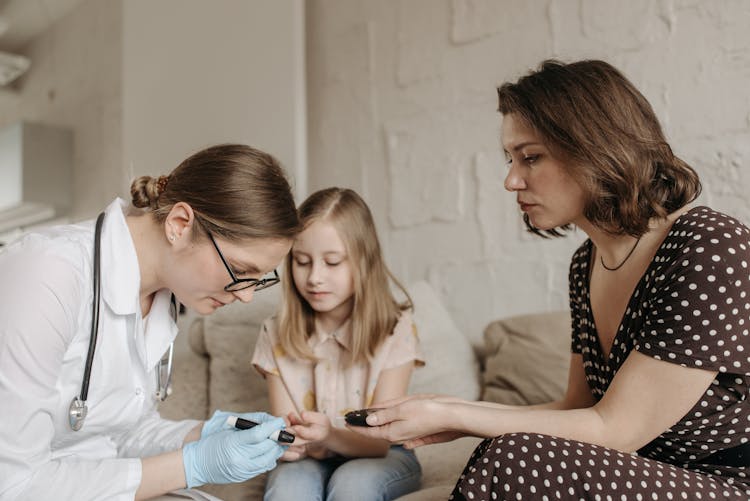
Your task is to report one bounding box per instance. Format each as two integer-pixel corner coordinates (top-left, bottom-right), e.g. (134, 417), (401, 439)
(207, 232), (281, 292)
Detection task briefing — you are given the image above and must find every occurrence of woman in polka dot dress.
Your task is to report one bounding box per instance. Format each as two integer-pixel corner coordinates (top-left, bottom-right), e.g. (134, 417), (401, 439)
(349, 59), (750, 500)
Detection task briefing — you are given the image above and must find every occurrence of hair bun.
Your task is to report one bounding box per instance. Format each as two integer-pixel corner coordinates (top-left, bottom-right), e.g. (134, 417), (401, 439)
(130, 175), (165, 209)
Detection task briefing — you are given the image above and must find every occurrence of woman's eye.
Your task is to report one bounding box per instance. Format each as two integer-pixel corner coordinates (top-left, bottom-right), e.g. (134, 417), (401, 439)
(524, 155), (539, 164)
(231, 266), (247, 276)
(326, 261), (341, 267)
(294, 259), (310, 266)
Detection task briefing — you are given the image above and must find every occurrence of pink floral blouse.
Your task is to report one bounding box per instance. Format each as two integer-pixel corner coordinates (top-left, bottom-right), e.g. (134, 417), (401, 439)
(252, 311), (424, 424)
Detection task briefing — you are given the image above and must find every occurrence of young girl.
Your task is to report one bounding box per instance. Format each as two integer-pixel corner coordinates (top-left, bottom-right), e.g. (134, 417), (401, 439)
(252, 187), (423, 501)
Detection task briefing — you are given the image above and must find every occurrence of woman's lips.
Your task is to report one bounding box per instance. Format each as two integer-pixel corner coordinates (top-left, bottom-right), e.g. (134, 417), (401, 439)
(519, 202), (537, 212)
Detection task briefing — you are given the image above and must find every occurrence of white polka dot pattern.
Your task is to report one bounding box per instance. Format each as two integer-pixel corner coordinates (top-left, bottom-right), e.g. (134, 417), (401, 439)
(450, 207), (750, 499)
(568, 207), (750, 471)
(451, 434), (750, 500)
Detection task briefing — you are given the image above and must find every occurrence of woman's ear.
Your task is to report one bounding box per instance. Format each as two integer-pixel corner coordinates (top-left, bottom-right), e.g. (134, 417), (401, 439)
(164, 202), (196, 244)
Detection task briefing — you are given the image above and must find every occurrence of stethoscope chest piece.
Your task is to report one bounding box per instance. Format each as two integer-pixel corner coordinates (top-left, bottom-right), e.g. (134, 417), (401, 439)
(69, 396), (88, 431)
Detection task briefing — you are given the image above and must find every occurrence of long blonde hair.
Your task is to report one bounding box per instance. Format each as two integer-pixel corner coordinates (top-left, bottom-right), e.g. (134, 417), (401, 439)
(278, 187), (412, 363)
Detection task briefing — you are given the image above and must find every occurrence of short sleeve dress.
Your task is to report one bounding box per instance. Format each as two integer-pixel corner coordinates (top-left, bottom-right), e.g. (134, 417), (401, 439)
(451, 207), (750, 500)
(252, 310), (423, 425)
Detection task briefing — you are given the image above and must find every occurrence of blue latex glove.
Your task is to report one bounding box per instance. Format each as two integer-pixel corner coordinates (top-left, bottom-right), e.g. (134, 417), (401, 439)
(201, 410), (280, 439)
(183, 417), (286, 487)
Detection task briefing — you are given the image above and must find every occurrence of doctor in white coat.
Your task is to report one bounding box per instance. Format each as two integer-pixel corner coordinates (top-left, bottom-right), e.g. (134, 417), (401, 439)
(0, 144), (299, 500)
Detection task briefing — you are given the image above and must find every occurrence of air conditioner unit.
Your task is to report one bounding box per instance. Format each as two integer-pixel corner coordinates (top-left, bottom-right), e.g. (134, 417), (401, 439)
(0, 50), (29, 86)
(0, 122), (72, 246)
(0, 15), (30, 86)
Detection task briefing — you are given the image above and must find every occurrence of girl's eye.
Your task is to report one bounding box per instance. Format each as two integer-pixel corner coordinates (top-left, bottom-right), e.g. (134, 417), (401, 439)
(326, 261), (341, 267)
(294, 259), (310, 266)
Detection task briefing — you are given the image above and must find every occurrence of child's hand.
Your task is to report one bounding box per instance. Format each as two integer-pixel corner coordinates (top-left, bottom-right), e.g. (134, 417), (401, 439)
(306, 442), (335, 459)
(286, 411), (304, 427)
(288, 410), (332, 445)
(281, 444), (308, 462)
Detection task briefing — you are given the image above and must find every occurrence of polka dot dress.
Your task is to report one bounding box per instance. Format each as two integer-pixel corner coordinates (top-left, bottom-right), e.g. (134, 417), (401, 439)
(451, 207), (750, 500)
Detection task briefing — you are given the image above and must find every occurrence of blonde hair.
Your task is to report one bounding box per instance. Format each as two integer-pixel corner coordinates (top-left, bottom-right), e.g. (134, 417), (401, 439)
(278, 187), (412, 364)
(130, 144), (299, 241)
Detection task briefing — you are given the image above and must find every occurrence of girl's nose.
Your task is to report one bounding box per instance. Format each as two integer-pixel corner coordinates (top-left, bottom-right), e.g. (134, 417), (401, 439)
(307, 262), (323, 285)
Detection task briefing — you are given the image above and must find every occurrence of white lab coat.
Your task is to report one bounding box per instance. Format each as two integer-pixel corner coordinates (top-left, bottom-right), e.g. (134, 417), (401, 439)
(0, 199), (201, 500)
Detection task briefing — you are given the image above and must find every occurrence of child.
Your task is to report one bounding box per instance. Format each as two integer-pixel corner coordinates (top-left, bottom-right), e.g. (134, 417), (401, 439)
(252, 187), (423, 501)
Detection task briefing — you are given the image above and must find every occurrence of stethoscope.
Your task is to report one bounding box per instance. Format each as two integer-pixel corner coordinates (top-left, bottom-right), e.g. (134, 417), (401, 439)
(68, 212), (175, 431)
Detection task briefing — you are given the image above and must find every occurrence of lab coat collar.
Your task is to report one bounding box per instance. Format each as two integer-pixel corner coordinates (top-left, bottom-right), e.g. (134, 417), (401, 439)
(99, 198), (179, 367)
(99, 198), (140, 316)
(143, 289), (179, 368)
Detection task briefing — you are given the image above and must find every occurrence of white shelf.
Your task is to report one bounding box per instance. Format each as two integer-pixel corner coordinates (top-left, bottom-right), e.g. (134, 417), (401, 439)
(0, 201), (55, 233)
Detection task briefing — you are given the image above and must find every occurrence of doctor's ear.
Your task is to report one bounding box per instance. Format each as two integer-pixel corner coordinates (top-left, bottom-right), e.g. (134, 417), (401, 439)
(164, 202), (196, 244)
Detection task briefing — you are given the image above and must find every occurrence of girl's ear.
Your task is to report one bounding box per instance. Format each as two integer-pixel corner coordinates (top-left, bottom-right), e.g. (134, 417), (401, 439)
(164, 202), (196, 244)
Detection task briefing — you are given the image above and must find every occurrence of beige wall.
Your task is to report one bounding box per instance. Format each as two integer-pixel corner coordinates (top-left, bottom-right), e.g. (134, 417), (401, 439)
(0, 0), (122, 221)
(0, 0), (306, 222)
(122, 0), (306, 200)
(306, 0), (750, 346)
(3, 1), (749, 344)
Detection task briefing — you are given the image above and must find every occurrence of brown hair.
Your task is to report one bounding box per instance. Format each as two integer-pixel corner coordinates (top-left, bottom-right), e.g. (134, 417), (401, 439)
(130, 144), (299, 241)
(497, 59), (701, 237)
(278, 187), (412, 364)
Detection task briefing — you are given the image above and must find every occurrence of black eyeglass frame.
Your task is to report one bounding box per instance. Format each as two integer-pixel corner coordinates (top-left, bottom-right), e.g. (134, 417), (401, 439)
(207, 232), (280, 292)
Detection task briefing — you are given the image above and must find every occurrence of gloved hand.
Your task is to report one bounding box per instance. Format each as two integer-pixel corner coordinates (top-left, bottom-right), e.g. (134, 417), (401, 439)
(183, 417), (286, 487)
(201, 409), (280, 439)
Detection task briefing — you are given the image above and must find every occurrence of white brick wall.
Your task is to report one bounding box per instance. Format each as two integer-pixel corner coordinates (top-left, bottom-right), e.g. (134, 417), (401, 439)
(306, 0), (750, 346)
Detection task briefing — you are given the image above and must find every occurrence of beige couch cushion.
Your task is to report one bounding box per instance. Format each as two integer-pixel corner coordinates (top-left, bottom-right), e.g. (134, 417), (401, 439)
(481, 310), (571, 405)
(407, 281), (481, 400)
(189, 286), (282, 416)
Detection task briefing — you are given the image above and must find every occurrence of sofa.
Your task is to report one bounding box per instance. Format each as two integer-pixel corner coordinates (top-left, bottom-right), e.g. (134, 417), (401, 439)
(159, 281), (572, 500)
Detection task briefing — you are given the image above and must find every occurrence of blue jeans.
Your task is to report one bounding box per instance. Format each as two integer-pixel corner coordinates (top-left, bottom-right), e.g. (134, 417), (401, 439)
(264, 446), (421, 501)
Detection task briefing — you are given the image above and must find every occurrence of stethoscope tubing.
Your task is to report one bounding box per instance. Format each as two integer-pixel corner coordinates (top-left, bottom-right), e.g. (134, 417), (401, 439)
(79, 212), (105, 403)
(69, 211), (173, 431)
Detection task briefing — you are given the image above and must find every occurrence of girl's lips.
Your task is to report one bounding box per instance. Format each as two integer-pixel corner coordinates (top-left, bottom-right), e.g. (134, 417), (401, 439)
(211, 298), (225, 308)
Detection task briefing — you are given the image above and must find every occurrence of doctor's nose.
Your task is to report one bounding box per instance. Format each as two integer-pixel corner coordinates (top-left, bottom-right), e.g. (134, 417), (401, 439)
(233, 287), (255, 304)
(504, 164), (526, 192)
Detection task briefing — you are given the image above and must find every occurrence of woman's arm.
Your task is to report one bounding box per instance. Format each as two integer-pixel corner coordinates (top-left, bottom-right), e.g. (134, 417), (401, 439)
(353, 351), (716, 452)
(136, 450), (187, 500)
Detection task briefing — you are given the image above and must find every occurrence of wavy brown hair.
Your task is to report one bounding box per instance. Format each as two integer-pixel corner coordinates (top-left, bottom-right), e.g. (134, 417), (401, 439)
(130, 144), (299, 242)
(278, 187), (412, 364)
(497, 59), (701, 237)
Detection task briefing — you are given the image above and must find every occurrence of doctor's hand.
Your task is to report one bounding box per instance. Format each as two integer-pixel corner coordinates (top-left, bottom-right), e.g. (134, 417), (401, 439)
(183, 417), (285, 487)
(200, 409), (278, 438)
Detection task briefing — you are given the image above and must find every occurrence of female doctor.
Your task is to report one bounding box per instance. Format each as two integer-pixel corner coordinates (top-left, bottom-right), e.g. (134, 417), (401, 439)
(0, 144), (300, 500)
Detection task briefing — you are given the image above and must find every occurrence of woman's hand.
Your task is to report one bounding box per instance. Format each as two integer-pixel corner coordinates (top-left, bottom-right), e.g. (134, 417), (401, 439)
(346, 394), (457, 447)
